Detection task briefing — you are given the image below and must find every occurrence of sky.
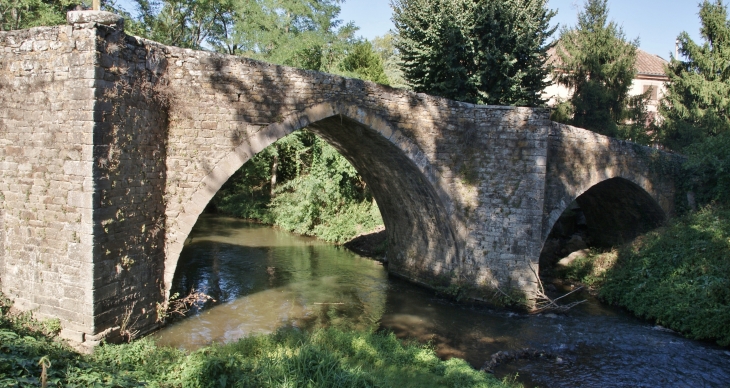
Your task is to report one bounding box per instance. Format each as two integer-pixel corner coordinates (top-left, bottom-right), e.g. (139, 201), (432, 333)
(339, 0), (704, 60)
(115, 0), (705, 60)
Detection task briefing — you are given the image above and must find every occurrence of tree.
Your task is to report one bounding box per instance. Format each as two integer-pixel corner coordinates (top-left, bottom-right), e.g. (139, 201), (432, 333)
(392, 0), (556, 106)
(372, 32), (407, 89)
(219, 0), (357, 73)
(339, 40), (389, 84)
(0, 0), (75, 31)
(128, 0), (235, 50)
(554, 0), (646, 139)
(660, 0), (730, 150)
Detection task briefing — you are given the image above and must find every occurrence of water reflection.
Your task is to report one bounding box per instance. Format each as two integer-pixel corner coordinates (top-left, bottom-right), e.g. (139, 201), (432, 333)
(154, 215), (730, 387)
(155, 216), (387, 349)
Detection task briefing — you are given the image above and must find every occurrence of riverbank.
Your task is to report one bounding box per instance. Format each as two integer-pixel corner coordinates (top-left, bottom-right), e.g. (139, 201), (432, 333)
(553, 202), (730, 346)
(0, 293), (516, 387)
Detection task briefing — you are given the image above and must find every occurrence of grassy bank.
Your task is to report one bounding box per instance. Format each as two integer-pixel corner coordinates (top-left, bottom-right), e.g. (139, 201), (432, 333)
(0, 296), (515, 387)
(557, 203), (730, 346)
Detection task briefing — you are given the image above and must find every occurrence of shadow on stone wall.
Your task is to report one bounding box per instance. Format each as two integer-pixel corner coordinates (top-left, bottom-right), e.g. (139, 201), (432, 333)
(91, 25), (171, 341)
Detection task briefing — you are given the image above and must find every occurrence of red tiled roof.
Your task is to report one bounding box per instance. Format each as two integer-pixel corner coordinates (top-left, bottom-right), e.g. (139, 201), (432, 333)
(547, 45), (668, 78)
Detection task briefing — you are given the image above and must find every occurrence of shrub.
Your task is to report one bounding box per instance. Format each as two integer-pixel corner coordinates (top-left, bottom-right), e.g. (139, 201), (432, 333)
(560, 204), (730, 346)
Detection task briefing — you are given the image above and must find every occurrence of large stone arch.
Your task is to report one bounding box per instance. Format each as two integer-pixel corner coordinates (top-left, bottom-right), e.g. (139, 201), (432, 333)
(163, 102), (458, 295)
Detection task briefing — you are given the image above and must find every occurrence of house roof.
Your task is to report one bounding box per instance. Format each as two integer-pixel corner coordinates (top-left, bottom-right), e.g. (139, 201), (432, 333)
(547, 45), (668, 78)
(635, 49), (668, 77)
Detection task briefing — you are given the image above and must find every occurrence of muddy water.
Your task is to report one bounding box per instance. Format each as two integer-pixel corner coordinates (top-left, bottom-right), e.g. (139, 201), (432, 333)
(153, 215), (730, 387)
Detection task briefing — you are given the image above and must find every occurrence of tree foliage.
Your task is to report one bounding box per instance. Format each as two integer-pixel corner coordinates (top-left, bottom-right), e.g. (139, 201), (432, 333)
(392, 0), (555, 106)
(372, 32), (408, 89)
(554, 0), (649, 139)
(339, 40), (389, 84)
(660, 0), (730, 150)
(214, 131), (383, 243)
(221, 0), (357, 72)
(126, 0), (235, 50)
(0, 0), (75, 31)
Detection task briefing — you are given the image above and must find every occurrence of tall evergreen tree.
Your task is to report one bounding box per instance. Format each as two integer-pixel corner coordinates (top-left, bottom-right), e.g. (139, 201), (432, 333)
(554, 0), (645, 138)
(660, 0), (730, 150)
(392, 0), (555, 106)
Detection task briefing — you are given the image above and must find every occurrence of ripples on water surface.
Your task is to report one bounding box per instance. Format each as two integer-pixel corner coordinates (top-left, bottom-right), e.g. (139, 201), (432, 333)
(154, 215), (730, 387)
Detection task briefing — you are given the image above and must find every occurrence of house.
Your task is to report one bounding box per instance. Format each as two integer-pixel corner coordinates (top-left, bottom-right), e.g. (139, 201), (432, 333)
(543, 47), (670, 120)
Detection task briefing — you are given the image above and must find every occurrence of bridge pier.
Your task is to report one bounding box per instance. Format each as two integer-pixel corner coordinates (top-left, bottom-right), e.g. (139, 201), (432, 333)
(0, 14), (681, 345)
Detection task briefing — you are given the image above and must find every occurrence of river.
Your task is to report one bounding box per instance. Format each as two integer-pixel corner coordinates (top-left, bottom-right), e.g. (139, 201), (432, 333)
(153, 215), (730, 387)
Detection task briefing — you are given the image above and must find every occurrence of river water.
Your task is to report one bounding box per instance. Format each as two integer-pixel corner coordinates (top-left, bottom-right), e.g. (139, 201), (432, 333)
(153, 215), (730, 387)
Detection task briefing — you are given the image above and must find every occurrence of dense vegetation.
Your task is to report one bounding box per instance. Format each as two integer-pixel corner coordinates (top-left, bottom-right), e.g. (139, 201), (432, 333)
(212, 130), (383, 243)
(392, 0), (555, 106)
(0, 0), (74, 31)
(0, 294), (515, 387)
(557, 203), (730, 346)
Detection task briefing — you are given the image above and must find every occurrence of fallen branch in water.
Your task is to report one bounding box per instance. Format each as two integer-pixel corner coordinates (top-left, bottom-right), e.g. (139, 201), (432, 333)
(156, 288), (215, 323)
(529, 266), (586, 314)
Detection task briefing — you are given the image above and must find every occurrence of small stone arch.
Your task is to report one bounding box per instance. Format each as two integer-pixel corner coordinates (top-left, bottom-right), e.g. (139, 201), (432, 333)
(540, 176), (667, 263)
(162, 102), (458, 295)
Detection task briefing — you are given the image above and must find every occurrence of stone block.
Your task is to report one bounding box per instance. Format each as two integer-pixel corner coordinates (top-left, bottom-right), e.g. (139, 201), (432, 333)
(60, 328), (85, 343)
(67, 11), (124, 29)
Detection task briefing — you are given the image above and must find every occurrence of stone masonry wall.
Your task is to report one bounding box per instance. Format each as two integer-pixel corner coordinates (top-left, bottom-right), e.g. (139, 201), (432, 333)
(89, 25), (169, 340)
(144, 42), (552, 302)
(543, 122), (679, 246)
(0, 25), (98, 341)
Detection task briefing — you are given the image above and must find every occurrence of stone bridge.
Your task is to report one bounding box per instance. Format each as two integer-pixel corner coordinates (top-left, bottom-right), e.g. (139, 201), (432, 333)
(0, 12), (682, 345)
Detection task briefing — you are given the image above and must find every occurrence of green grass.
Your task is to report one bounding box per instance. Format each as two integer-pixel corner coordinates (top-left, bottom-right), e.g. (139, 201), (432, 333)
(558, 203), (730, 346)
(0, 295), (515, 387)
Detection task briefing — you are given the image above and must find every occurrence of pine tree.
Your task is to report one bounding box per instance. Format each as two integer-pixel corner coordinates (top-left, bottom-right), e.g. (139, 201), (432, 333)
(339, 40), (390, 85)
(660, 0), (730, 150)
(554, 0), (643, 138)
(392, 0), (555, 106)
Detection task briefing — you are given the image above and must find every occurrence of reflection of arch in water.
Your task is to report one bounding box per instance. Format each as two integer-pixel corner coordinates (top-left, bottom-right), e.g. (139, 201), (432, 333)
(540, 177), (667, 265)
(164, 103), (459, 298)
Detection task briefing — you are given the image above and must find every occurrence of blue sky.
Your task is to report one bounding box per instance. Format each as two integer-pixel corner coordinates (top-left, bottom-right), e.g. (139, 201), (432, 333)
(340, 0), (703, 60)
(116, 0), (705, 60)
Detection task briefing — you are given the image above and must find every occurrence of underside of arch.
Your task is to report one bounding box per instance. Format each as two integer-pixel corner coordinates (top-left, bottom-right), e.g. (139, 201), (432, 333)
(543, 177), (667, 251)
(573, 177), (666, 247)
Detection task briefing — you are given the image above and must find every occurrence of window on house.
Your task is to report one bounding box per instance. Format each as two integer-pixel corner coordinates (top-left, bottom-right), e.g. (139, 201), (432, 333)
(643, 85), (658, 101)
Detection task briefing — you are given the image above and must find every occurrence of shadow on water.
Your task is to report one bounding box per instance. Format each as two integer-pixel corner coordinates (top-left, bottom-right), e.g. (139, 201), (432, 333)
(155, 215), (730, 388)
